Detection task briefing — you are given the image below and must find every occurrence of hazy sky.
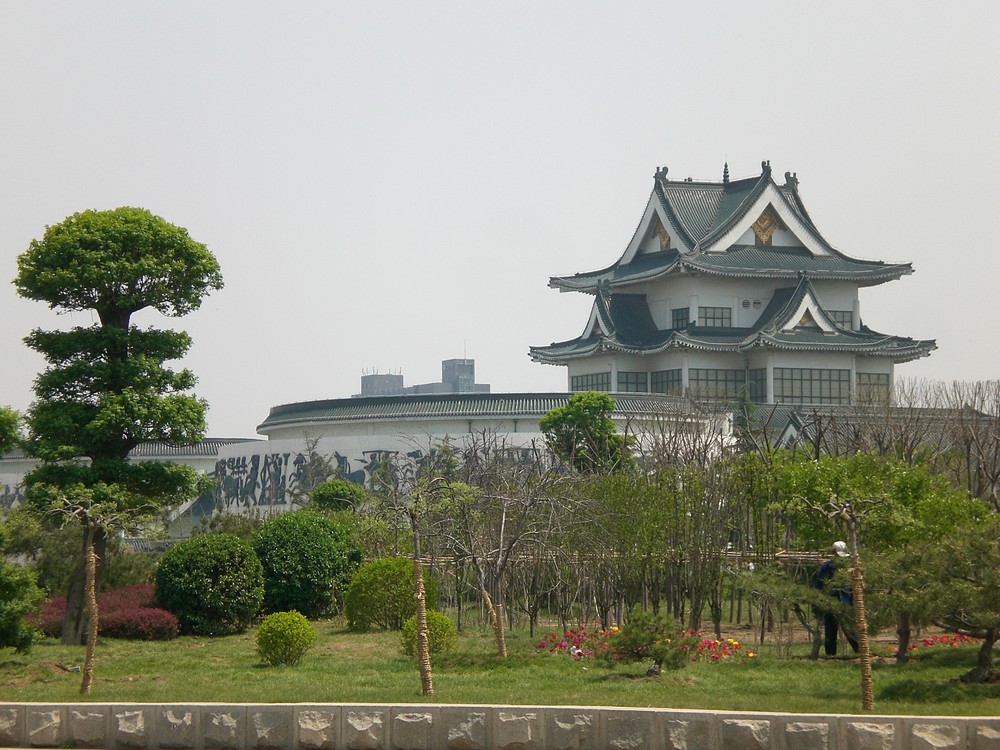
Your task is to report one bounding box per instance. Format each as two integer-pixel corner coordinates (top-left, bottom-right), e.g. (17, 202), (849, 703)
(2, 2), (997, 438)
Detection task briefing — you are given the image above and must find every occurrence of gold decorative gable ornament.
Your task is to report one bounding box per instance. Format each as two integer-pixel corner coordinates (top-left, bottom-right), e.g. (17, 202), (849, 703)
(654, 216), (671, 250)
(752, 204), (785, 245)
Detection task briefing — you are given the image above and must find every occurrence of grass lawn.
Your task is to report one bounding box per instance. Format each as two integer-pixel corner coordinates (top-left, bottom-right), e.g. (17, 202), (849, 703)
(1, 621), (997, 716)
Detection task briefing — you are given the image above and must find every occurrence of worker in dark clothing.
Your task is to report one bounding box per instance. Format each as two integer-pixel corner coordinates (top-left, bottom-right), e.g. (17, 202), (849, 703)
(813, 541), (859, 656)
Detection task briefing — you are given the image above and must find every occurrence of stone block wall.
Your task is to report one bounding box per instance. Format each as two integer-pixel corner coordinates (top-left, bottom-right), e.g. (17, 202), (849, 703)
(0, 703), (997, 749)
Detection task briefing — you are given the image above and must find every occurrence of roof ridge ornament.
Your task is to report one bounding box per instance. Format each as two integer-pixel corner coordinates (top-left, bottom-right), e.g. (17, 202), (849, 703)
(761, 160), (771, 176)
(654, 165), (669, 181)
(784, 171), (799, 190)
(723, 162), (730, 185)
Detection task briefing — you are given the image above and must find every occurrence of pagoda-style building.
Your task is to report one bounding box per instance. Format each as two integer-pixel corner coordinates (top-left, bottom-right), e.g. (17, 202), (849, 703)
(530, 161), (936, 405)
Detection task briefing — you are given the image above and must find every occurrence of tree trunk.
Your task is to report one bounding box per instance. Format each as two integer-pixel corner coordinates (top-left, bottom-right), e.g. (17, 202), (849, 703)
(80, 524), (99, 695)
(847, 522), (874, 711)
(481, 588), (508, 658)
(62, 526), (107, 645)
(895, 612), (911, 664)
(411, 529), (433, 696)
(960, 628), (998, 684)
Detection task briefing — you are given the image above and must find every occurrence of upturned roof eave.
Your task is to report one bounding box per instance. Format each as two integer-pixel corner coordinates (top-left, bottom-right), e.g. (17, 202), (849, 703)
(529, 328), (937, 362)
(684, 259), (913, 285)
(550, 252), (912, 292)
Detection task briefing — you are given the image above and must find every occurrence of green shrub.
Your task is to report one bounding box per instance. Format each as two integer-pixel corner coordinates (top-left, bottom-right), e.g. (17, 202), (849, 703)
(310, 479), (366, 512)
(344, 557), (439, 631)
(0, 559), (43, 653)
(155, 534), (263, 636)
(597, 609), (700, 673)
(253, 510), (362, 618)
(255, 610), (317, 666)
(400, 610), (457, 657)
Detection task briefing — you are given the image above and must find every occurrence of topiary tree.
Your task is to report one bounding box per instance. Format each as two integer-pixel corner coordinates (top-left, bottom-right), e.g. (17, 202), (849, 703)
(15, 207), (222, 652)
(255, 611), (317, 666)
(400, 610), (457, 657)
(310, 478), (367, 512)
(155, 534), (263, 635)
(345, 557), (439, 631)
(252, 510), (361, 618)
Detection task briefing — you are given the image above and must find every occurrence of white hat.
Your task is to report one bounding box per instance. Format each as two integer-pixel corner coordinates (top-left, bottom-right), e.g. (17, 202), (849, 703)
(833, 541), (849, 557)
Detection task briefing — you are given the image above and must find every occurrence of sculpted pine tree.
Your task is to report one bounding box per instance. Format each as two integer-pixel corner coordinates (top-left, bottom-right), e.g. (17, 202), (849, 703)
(15, 207), (223, 650)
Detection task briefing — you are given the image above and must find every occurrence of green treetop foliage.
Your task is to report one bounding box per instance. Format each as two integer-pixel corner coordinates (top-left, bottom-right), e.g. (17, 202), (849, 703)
(0, 407), (20, 456)
(774, 452), (983, 552)
(15, 207), (223, 326)
(539, 391), (632, 473)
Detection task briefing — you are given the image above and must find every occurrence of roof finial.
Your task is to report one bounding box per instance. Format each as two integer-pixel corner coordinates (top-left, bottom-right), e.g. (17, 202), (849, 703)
(654, 165), (669, 181)
(784, 171), (799, 189)
(723, 162), (730, 185)
(761, 160), (771, 175)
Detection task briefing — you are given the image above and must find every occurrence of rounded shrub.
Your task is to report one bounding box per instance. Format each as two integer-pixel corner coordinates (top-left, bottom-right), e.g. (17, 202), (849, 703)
(400, 610), (457, 657)
(310, 479), (366, 512)
(252, 510), (362, 618)
(155, 534), (264, 636)
(344, 557), (439, 631)
(255, 610), (317, 666)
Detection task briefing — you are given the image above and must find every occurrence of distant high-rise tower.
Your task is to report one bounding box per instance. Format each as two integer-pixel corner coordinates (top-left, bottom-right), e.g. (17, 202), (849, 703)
(354, 359), (489, 397)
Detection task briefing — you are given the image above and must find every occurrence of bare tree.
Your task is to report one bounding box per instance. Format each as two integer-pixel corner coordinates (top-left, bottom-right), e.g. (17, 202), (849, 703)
(445, 431), (571, 657)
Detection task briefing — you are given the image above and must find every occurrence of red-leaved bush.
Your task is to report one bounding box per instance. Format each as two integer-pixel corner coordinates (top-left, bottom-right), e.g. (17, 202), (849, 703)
(99, 583), (156, 611)
(36, 596), (67, 638)
(101, 607), (180, 640)
(35, 584), (178, 640)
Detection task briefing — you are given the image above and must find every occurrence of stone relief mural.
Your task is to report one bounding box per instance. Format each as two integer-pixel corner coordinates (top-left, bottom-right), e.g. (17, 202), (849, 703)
(0, 481), (25, 511)
(213, 446), (435, 512)
(211, 441), (546, 514)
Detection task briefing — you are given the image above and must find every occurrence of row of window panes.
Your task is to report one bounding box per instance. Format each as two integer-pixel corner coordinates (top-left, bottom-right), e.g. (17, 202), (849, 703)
(617, 371), (648, 392)
(698, 307), (731, 327)
(670, 306), (732, 328)
(651, 369), (682, 394)
(773, 368), (851, 404)
(577, 368), (890, 404)
(570, 372), (610, 392)
(689, 368), (745, 399)
(669, 306), (854, 330)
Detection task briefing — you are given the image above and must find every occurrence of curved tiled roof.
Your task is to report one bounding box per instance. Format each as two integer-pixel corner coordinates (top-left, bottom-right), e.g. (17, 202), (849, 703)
(0, 438), (258, 463)
(551, 245), (909, 292)
(549, 165), (912, 293)
(257, 392), (693, 433)
(530, 278), (936, 365)
(126, 438), (260, 458)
